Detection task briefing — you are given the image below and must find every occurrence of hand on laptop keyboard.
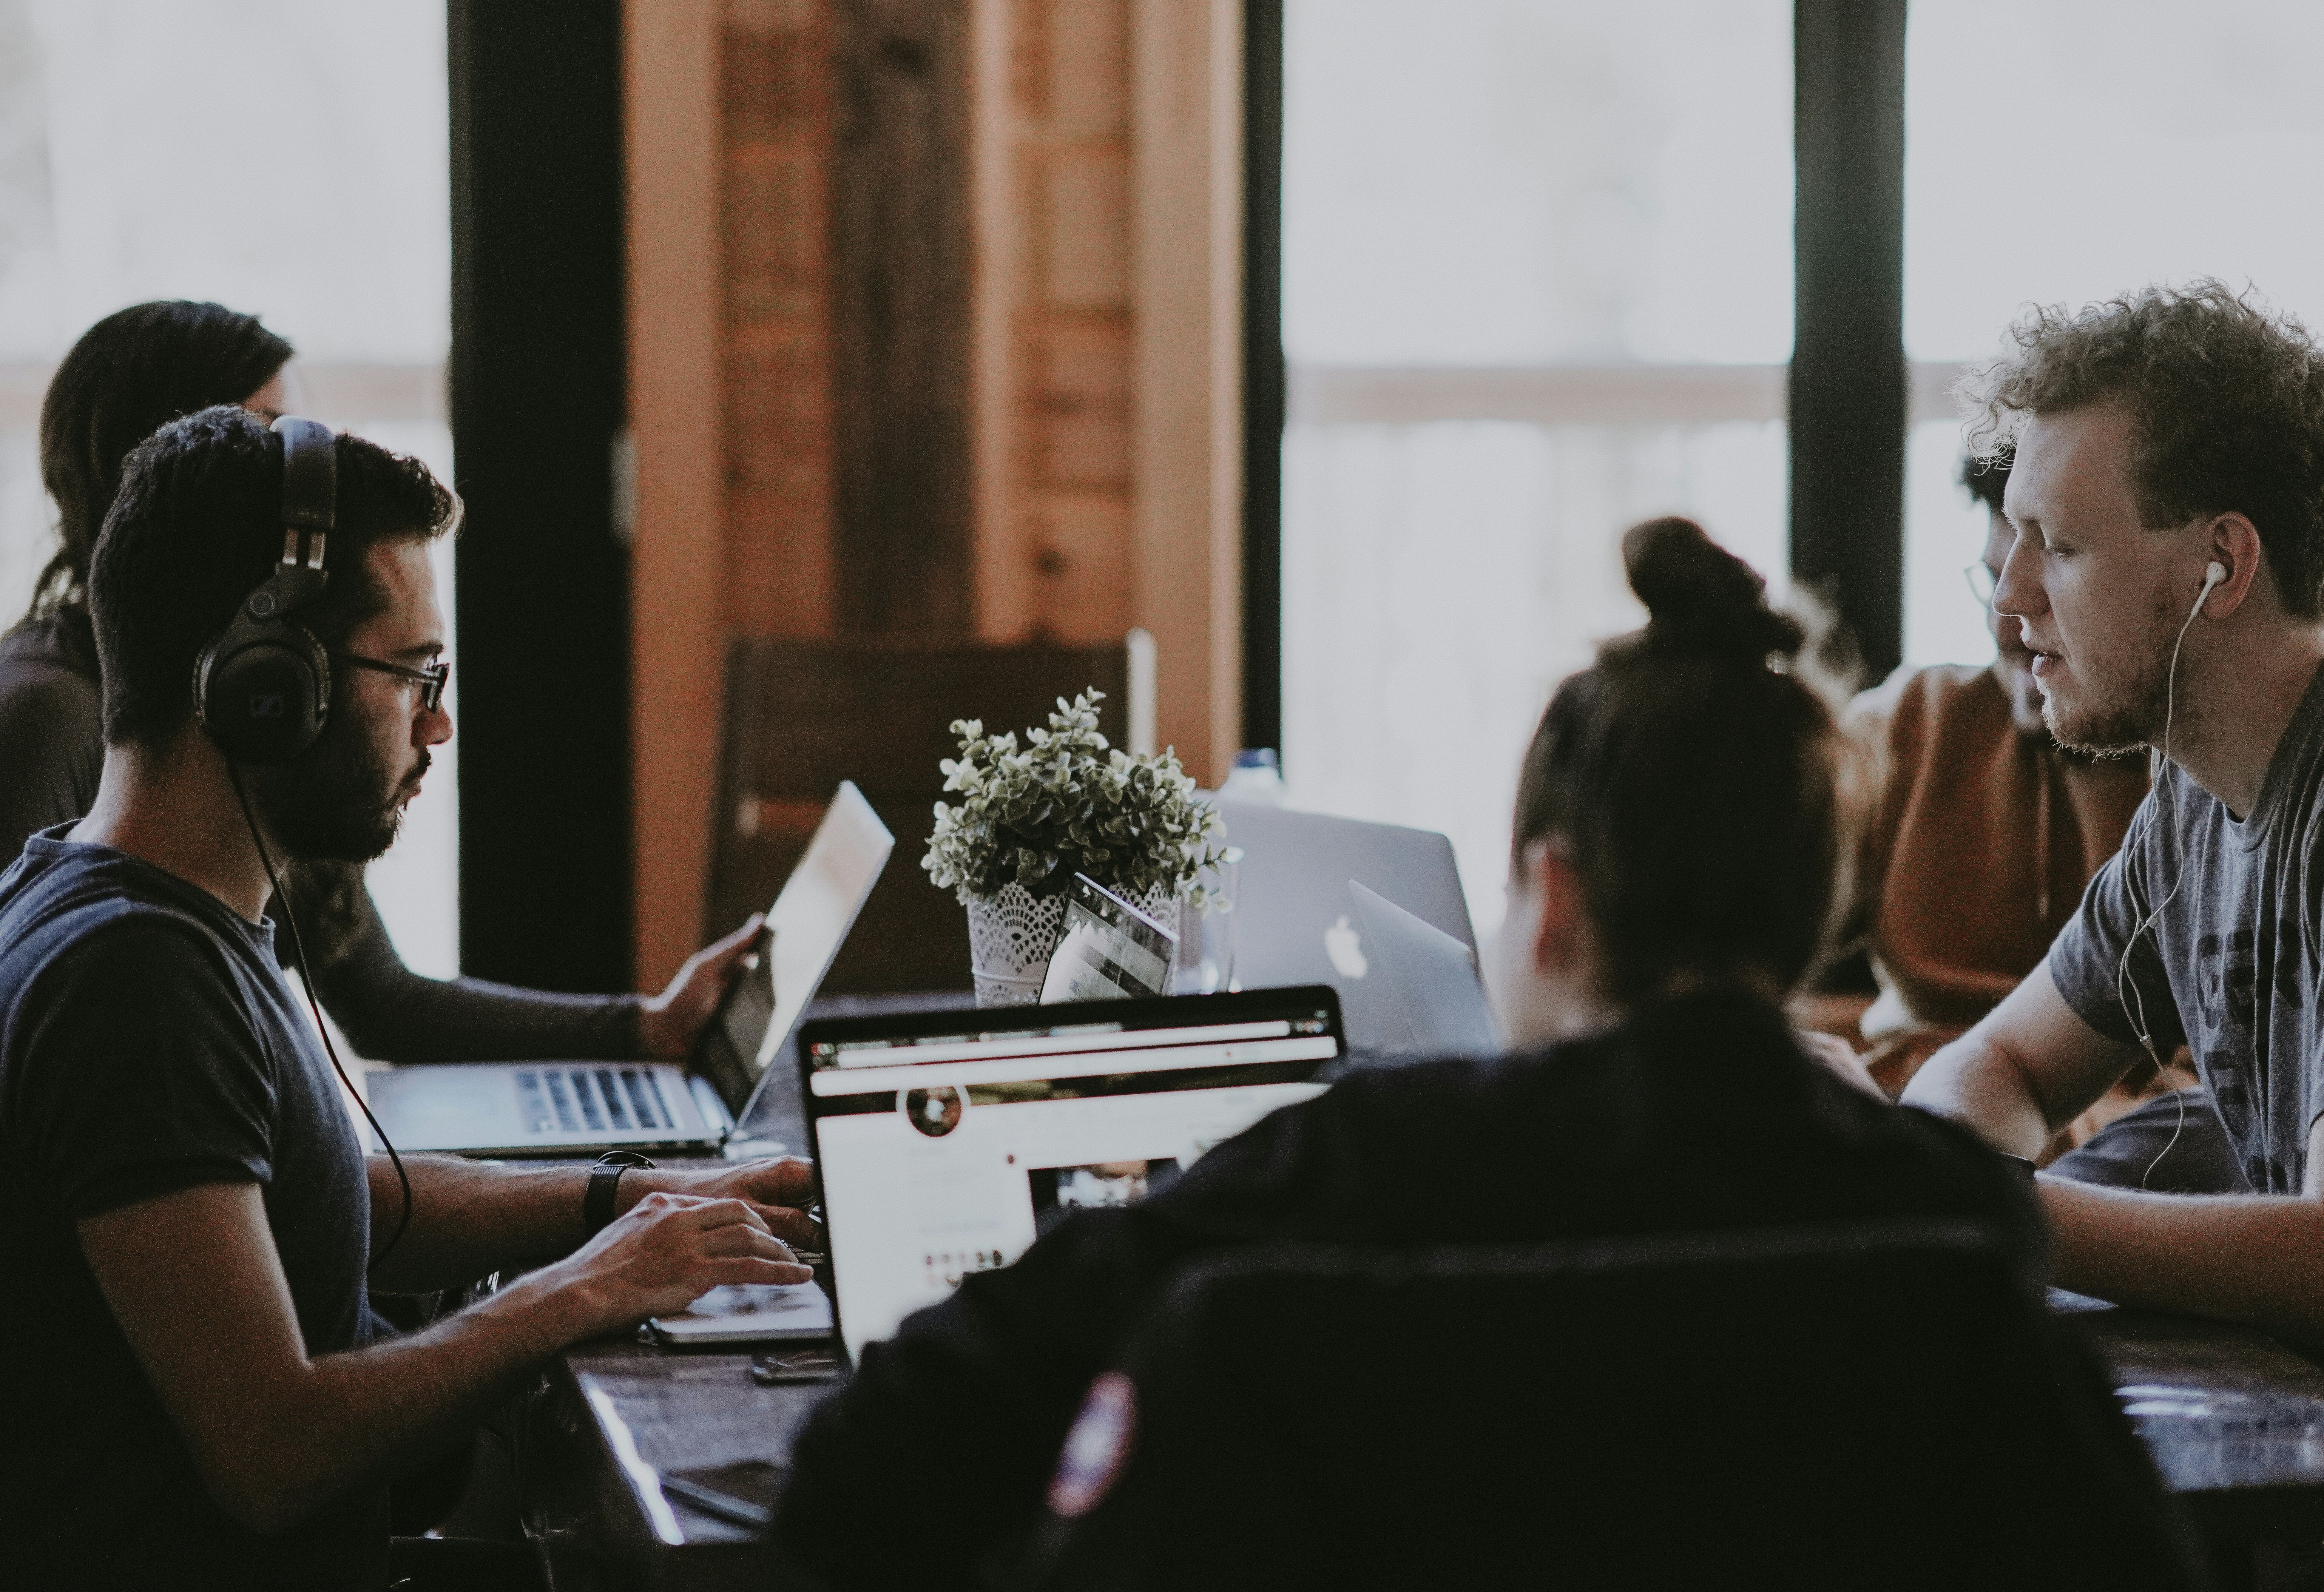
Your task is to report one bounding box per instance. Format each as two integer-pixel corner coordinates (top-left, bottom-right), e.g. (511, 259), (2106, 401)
(621, 1155), (821, 1249)
(550, 1188), (812, 1330)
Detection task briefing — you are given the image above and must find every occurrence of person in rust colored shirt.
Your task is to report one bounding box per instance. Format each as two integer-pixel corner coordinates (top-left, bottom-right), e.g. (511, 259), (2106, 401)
(1841, 455), (2241, 1192)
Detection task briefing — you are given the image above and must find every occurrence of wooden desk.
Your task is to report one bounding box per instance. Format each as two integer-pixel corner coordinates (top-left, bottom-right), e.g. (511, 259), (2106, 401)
(2063, 1291), (2324, 1546)
(520, 1336), (820, 1589)
(516, 997), (2324, 1586)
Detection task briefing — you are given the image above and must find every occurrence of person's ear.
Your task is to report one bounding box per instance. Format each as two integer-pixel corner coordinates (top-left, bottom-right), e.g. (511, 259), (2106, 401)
(1522, 838), (1588, 977)
(2199, 513), (2266, 620)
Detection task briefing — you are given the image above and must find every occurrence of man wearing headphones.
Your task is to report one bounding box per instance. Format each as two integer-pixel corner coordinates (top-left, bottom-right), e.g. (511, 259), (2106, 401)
(1905, 282), (2324, 1338)
(0, 406), (815, 1587)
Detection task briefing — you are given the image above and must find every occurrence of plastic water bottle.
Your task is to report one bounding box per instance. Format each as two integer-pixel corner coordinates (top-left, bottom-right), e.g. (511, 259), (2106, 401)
(1219, 747), (1286, 805)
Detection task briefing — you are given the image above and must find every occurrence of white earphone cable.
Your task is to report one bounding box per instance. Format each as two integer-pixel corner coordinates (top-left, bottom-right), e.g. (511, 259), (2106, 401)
(2112, 563), (2222, 1191)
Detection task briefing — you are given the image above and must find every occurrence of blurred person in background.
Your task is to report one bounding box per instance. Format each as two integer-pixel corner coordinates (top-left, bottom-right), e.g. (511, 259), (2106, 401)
(0, 301), (758, 1068)
(1838, 452), (2239, 1192)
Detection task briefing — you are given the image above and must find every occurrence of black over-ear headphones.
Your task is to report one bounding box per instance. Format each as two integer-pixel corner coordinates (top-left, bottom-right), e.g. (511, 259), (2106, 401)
(193, 415), (337, 764)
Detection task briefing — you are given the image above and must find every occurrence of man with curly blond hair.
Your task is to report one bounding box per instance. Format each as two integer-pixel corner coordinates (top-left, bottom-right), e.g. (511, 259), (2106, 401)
(1906, 281), (2324, 1334)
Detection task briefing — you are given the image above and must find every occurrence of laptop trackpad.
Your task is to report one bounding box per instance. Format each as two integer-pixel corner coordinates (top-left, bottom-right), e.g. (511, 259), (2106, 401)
(372, 1068), (519, 1146)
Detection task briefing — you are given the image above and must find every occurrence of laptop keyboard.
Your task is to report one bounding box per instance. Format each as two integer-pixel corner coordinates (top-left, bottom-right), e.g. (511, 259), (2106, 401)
(515, 1066), (682, 1136)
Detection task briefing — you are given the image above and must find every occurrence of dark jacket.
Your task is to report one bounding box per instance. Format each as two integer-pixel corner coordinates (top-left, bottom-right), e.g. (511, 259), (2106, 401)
(776, 989), (2043, 1587)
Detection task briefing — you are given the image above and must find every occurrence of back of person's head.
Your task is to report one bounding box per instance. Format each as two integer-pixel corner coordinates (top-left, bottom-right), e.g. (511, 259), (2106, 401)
(89, 405), (457, 751)
(1963, 281), (2324, 617)
(1959, 450), (2010, 517)
(33, 300), (293, 622)
(1512, 518), (1841, 1008)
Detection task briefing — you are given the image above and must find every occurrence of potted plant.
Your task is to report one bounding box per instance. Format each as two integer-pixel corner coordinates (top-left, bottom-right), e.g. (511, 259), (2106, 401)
(923, 689), (1230, 1005)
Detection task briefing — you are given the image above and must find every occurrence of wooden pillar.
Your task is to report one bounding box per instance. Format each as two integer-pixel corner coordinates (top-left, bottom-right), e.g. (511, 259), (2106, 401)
(1131, 0), (1242, 784)
(628, 0), (726, 989)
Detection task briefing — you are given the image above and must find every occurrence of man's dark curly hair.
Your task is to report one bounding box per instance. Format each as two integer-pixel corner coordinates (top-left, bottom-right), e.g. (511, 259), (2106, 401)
(1958, 451), (2009, 517)
(1960, 281), (2324, 618)
(90, 405), (459, 749)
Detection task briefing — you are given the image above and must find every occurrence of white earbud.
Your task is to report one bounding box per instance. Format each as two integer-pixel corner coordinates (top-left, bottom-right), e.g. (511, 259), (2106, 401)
(2196, 560), (2228, 616)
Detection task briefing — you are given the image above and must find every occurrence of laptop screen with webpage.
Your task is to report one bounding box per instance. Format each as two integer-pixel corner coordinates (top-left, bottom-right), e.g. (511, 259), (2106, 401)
(800, 987), (1343, 1362)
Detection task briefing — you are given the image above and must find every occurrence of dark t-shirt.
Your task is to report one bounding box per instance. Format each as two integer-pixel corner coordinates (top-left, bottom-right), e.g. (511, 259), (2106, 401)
(775, 990), (2043, 1587)
(0, 832), (384, 1589)
(2051, 660), (2324, 1194)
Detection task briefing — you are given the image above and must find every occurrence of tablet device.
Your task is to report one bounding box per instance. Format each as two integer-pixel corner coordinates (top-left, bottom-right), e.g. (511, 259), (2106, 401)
(1040, 873), (1178, 1003)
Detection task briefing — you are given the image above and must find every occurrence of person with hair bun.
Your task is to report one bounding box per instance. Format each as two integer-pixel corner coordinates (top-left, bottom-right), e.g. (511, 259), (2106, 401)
(770, 517), (2038, 1588)
(0, 301), (764, 1068)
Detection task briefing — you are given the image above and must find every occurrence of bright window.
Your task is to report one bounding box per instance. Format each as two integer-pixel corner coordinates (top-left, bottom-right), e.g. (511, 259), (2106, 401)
(1901, 0), (2324, 671)
(0, 1), (456, 973)
(1280, 0), (1795, 933)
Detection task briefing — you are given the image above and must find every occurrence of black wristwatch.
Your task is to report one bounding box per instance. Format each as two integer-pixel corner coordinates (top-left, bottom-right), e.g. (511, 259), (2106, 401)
(585, 1151), (656, 1236)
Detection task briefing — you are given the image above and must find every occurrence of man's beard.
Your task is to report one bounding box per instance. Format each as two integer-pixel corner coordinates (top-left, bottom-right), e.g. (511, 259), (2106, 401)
(2043, 625), (2175, 758)
(251, 717), (426, 864)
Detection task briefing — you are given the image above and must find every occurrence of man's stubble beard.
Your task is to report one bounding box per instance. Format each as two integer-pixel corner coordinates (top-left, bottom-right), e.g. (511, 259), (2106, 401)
(251, 711), (424, 864)
(2042, 618), (2177, 760)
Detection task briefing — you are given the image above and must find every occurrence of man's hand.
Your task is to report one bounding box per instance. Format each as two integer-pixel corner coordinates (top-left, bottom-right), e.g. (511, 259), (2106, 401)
(549, 1191), (812, 1334)
(638, 914), (767, 1059)
(625, 1156), (820, 1249)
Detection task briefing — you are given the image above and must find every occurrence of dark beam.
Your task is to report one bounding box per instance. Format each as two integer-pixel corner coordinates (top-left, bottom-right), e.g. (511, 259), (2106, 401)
(447, 0), (631, 990)
(1242, 0), (1285, 757)
(830, 0), (974, 637)
(1791, 0), (1908, 681)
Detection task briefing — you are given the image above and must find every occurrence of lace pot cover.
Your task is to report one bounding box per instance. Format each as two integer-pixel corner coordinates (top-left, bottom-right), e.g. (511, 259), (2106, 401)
(965, 880), (1177, 1007)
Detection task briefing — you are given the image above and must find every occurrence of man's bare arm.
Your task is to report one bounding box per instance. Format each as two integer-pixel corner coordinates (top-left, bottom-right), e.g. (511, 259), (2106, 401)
(1900, 956), (2148, 1152)
(361, 1152), (818, 1293)
(2034, 1131), (2324, 1340)
(1904, 961), (2324, 1338)
(81, 1180), (808, 1534)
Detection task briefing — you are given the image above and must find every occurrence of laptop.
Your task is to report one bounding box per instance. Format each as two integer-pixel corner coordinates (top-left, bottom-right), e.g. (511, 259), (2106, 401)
(1346, 880), (1501, 1059)
(369, 782), (894, 1158)
(1216, 799), (1479, 1059)
(798, 986), (1344, 1363)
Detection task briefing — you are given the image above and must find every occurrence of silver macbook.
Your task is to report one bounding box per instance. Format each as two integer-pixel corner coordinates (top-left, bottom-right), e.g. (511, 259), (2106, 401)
(1216, 799), (1478, 1059)
(1346, 880), (1501, 1059)
(370, 782), (894, 1157)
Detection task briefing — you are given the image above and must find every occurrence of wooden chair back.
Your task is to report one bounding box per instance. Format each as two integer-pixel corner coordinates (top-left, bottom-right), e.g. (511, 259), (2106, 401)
(707, 637), (1141, 992)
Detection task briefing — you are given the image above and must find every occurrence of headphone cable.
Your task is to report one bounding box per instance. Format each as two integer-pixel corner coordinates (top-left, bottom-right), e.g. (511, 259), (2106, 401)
(2114, 577), (2211, 1192)
(228, 764), (415, 1269)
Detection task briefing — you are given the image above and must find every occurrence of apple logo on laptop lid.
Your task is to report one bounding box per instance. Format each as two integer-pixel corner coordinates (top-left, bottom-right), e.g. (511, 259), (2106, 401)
(1324, 913), (1368, 980)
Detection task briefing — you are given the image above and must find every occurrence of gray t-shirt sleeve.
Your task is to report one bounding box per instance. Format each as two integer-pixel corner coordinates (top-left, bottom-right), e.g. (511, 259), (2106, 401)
(18, 917), (277, 1219)
(2048, 796), (2185, 1052)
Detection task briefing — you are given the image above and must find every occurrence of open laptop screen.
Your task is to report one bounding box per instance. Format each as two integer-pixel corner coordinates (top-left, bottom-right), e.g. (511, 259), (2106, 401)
(800, 987), (1342, 1362)
(694, 781), (895, 1123)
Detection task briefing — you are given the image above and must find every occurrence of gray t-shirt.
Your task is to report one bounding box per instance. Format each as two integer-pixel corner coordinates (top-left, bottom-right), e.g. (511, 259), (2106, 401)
(2051, 660), (2324, 1194)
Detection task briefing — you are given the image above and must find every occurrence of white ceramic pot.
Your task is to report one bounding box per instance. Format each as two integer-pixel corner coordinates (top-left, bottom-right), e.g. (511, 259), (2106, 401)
(964, 879), (1177, 1006)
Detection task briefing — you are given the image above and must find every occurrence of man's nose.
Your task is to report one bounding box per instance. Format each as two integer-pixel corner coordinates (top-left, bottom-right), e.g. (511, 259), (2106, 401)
(417, 701), (453, 748)
(1992, 538), (2041, 619)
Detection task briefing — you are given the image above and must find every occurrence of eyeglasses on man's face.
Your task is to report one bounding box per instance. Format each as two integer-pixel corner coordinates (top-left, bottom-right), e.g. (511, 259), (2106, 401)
(341, 651), (449, 714)
(1963, 561), (1998, 609)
